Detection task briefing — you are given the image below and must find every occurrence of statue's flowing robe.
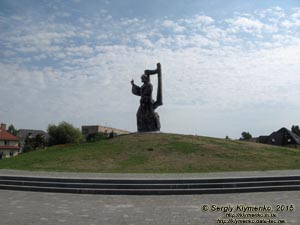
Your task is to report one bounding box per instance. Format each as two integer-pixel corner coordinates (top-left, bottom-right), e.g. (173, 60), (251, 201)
(132, 82), (160, 132)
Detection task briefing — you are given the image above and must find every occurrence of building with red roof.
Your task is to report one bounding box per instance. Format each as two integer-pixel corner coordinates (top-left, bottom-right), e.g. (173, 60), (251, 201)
(0, 123), (20, 159)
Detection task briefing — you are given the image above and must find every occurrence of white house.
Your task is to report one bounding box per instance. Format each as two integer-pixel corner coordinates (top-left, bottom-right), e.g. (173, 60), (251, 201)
(0, 123), (20, 158)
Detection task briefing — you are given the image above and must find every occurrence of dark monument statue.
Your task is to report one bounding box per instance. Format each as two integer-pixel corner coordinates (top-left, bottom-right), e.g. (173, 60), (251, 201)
(131, 63), (163, 132)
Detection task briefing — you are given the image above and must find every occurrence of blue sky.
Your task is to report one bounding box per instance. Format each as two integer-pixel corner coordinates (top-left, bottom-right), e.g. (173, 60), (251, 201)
(0, 0), (300, 138)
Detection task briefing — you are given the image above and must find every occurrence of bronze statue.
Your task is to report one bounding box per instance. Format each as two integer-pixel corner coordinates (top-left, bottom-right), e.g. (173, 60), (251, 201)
(131, 63), (163, 132)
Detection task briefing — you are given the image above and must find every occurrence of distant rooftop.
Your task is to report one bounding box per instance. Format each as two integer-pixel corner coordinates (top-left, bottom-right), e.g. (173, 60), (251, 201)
(0, 128), (19, 141)
(17, 129), (49, 140)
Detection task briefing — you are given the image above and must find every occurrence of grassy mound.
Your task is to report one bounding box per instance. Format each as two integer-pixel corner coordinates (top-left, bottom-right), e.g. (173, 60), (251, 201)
(1, 133), (300, 173)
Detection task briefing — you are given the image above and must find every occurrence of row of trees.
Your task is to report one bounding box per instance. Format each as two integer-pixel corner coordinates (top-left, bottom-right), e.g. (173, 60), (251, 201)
(8, 122), (300, 148)
(7, 121), (116, 153)
(11, 121), (118, 153)
(7, 122), (84, 152)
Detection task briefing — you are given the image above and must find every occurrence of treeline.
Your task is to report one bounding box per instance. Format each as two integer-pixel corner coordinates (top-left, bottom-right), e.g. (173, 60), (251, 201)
(6, 121), (112, 153)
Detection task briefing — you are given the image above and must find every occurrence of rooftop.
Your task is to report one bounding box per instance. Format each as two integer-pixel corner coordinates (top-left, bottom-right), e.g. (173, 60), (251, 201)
(0, 128), (19, 141)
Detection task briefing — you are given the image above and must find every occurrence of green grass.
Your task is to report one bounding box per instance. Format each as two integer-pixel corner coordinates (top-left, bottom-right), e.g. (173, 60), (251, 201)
(1, 133), (300, 173)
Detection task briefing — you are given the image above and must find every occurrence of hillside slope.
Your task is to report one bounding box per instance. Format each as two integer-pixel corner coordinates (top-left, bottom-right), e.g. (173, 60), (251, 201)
(1, 133), (300, 173)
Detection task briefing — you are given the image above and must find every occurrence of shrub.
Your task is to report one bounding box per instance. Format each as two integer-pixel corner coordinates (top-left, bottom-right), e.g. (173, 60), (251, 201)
(23, 133), (47, 153)
(241, 131), (252, 140)
(86, 133), (107, 142)
(47, 121), (84, 146)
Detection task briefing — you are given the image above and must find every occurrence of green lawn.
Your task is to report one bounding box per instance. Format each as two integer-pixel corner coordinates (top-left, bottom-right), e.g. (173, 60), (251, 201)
(1, 133), (300, 173)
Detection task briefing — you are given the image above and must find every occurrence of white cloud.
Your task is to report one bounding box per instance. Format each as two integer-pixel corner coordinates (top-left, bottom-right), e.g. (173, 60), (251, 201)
(255, 6), (285, 22)
(134, 33), (154, 48)
(184, 15), (215, 25)
(226, 17), (264, 33)
(162, 20), (185, 32)
(281, 18), (300, 28)
(120, 18), (141, 26)
(66, 45), (94, 55)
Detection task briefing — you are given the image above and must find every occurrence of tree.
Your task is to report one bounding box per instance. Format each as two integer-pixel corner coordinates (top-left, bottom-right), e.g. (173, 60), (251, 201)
(47, 121), (84, 146)
(241, 131), (252, 140)
(23, 133), (47, 153)
(291, 125), (300, 136)
(33, 134), (47, 149)
(7, 124), (17, 136)
(23, 135), (34, 153)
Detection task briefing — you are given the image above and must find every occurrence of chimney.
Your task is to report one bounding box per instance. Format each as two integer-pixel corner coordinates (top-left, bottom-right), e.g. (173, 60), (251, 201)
(1, 123), (6, 130)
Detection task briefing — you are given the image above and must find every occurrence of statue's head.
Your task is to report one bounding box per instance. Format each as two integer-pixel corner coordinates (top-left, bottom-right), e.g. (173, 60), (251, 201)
(141, 74), (149, 83)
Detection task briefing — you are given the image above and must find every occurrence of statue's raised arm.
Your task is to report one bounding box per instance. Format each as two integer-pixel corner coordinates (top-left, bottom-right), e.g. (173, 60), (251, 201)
(131, 79), (141, 96)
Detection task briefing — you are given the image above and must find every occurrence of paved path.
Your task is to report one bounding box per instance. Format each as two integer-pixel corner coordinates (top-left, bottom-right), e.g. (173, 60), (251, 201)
(0, 190), (299, 225)
(0, 169), (299, 225)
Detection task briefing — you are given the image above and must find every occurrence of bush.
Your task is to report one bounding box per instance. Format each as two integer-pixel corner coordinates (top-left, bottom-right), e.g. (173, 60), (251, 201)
(47, 121), (84, 146)
(23, 133), (47, 153)
(86, 133), (107, 142)
(241, 131), (252, 140)
(23, 144), (34, 153)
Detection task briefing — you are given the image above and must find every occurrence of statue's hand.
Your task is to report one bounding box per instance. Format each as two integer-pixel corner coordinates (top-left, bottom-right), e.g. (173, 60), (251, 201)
(131, 79), (134, 85)
(144, 70), (150, 75)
